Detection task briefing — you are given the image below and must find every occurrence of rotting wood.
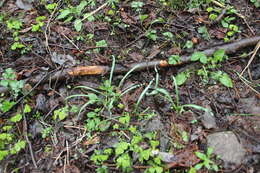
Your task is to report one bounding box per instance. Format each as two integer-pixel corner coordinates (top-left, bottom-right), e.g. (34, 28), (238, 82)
(0, 36), (260, 94)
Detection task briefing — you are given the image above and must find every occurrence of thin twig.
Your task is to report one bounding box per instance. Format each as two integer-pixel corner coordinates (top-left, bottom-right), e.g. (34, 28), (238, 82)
(82, 2), (108, 21)
(240, 41), (260, 75)
(61, 33), (80, 50)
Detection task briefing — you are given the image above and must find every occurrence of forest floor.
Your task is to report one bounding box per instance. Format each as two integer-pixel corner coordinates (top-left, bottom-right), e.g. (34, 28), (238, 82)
(0, 0), (260, 172)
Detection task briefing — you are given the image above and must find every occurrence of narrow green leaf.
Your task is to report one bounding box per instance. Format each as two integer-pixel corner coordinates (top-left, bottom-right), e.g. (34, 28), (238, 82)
(219, 73), (233, 88)
(74, 19), (82, 32)
(176, 72), (187, 86)
(57, 9), (71, 20)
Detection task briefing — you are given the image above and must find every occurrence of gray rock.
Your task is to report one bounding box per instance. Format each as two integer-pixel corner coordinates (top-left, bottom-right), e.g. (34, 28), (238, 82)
(207, 131), (246, 167)
(201, 110), (217, 129)
(16, 0), (33, 10)
(142, 116), (164, 132)
(30, 121), (44, 138)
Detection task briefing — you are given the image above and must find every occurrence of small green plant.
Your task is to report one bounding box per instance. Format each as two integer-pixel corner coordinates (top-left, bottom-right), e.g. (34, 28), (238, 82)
(91, 129), (163, 173)
(0, 68), (24, 98)
(52, 106), (69, 121)
(45, 3), (58, 12)
(0, 100), (16, 113)
(191, 51), (208, 64)
(168, 55), (180, 65)
(210, 71), (233, 88)
(57, 0), (96, 31)
(207, 5), (240, 41)
(0, 104), (30, 160)
(194, 147), (219, 171)
(131, 1), (144, 12)
(190, 49), (233, 88)
(184, 40), (193, 49)
(41, 127), (53, 138)
(6, 18), (29, 53)
(198, 26), (210, 40)
(6, 19), (23, 30)
(175, 71), (190, 86)
(32, 16), (46, 32)
(146, 30), (157, 41)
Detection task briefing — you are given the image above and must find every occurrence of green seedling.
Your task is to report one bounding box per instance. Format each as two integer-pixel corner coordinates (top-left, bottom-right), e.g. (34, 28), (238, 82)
(146, 30), (158, 41)
(6, 19), (23, 30)
(168, 55), (180, 65)
(32, 16), (46, 32)
(190, 50), (233, 88)
(0, 104), (30, 160)
(57, 0), (92, 31)
(0, 68), (24, 98)
(45, 3), (57, 12)
(207, 4), (240, 41)
(194, 147), (219, 171)
(131, 1), (144, 12)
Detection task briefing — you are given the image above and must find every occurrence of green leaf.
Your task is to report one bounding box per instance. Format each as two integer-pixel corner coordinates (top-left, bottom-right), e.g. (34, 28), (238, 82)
(209, 13), (218, 20)
(0, 150), (9, 160)
(162, 32), (173, 39)
(10, 113), (22, 123)
(207, 147), (214, 156)
(213, 49), (225, 62)
(150, 140), (159, 149)
(168, 55), (180, 65)
(154, 166), (163, 173)
(53, 106), (69, 121)
(139, 14), (148, 22)
(175, 72), (188, 86)
(23, 104), (31, 113)
(10, 140), (26, 154)
(195, 151), (207, 160)
(212, 164), (219, 171)
(83, 13), (95, 21)
(46, 3), (57, 12)
(115, 142), (129, 156)
(194, 163), (203, 170)
(119, 115), (130, 125)
(74, 19), (82, 32)
(0, 101), (16, 113)
(200, 55), (207, 64)
(139, 149), (151, 163)
(191, 52), (207, 63)
(116, 153), (132, 171)
(31, 24), (40, 32)
(219, 73), (233, 88)
(0, 133), (13, 141)
(221, 20), (229, 28)
(0, 80), (9, 87)
(96, 40), (108, 47)
(184, 40), (193, 48)
(131, 135), (142, 145)
(188, 167), (197, 173)
(76, 1), (88, 14)
(57, 9), (71, 20)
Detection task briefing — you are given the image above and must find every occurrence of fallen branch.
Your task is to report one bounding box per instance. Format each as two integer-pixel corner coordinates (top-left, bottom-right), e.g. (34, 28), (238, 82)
(38, 36), (260, 82)
(0, 36), (260, 94)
